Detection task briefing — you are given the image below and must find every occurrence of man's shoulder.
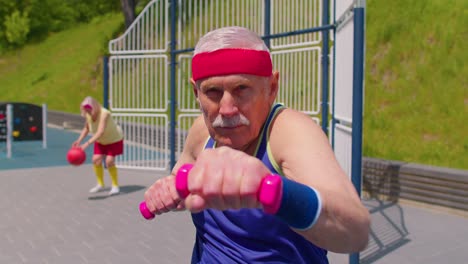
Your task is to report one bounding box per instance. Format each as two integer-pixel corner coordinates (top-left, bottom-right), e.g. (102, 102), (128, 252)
(184, 115), (209, 156)
(273, 108), (313, 126)
(270, 108), (321, 139)
(190, 115), (208, 136)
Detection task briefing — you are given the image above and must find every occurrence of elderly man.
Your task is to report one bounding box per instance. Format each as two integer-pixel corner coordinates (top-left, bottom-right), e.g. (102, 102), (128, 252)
(143, 26), (370, 263)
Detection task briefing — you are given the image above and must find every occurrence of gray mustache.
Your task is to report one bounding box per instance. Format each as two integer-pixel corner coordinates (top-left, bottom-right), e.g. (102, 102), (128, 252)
(212, 114), (250, 128)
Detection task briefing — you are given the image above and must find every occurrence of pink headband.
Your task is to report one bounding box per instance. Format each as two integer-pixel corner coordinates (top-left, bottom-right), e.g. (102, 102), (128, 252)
(191, 48), (272, 81)
(83, 104), (92, 110)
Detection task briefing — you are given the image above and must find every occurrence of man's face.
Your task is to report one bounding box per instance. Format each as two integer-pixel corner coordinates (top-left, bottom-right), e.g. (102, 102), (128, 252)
(192, 73), (279, 151)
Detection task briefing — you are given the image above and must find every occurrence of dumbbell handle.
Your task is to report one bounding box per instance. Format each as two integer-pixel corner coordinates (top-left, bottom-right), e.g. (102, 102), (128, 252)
(139, 163), (283, 220)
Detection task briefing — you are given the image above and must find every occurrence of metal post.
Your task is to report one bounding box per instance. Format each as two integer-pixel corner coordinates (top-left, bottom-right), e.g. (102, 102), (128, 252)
(321, 0), (330, 135)
(103, 56), (110, 109)
(169, 0), (177, 169)
(264, 0), (271, 48)
(102, 56), (110, 169)
(330, 1), (337, 150)
(42, 104), (47, 149)
(6, 104), (12, 158)
(350, 2), (366, 264)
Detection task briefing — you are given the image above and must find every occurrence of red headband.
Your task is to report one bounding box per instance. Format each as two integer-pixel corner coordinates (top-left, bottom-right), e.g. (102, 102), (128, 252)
(191, 48), (272, 81)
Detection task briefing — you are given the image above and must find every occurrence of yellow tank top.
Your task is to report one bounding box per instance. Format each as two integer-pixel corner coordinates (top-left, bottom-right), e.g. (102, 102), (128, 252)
(85, 107), (123, 145)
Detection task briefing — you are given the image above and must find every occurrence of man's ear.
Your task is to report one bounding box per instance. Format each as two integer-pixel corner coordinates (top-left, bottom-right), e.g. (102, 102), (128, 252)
(269, 71), (280, 101)
(190, 78), (199, 100)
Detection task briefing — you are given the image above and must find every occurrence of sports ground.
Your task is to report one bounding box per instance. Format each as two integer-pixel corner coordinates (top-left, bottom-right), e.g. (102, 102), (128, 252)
(0, 126), (466, 263)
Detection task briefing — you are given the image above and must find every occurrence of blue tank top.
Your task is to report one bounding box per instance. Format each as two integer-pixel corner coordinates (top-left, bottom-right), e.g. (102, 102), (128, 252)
(191, 104), (328, 263)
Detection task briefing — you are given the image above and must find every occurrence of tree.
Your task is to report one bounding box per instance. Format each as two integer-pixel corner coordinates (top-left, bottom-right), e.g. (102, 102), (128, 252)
(4, 10), (30, 48)
(120, 0), (136, 29)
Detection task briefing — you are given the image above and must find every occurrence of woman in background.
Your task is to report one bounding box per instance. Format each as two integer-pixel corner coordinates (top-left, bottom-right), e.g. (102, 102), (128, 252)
(72, 96), (124, 196)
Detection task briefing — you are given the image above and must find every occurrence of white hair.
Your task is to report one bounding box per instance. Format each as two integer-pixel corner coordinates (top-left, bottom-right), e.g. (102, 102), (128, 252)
(80, 96), (101, 117)
(193, 26), (270, 55)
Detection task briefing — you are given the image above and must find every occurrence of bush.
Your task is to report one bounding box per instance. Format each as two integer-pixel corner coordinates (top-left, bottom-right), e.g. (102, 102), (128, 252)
(0, 0), (122, 50)
(4, 10), (30, 48)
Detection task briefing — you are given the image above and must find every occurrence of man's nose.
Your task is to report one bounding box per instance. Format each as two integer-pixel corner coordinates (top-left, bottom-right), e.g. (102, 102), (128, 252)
(219, 92), (238, 116)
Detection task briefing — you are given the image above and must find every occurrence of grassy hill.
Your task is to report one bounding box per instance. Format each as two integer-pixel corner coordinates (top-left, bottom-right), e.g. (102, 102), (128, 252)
(0, 3), (466, 169)
(363, 0), (467, 169)
(0, 12), (123, 113)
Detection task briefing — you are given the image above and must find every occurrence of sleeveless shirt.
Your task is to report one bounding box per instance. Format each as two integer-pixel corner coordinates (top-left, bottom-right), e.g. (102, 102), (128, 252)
(191, 103), (328, 264)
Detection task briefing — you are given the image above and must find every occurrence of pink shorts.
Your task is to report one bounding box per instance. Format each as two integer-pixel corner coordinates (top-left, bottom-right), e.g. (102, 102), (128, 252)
(94, 140), (124, 156)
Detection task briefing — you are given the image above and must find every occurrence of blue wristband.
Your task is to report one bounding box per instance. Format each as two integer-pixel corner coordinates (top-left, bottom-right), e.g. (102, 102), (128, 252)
(274, 177), (322, 230)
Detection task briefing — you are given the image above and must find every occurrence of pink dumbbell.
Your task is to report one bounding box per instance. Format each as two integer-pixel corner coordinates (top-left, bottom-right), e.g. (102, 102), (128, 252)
(139, 163), (283, 220)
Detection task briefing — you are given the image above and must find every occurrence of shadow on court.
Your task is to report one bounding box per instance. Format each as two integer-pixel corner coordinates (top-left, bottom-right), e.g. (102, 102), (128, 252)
(328, 197), (468, 264)
(360, 199), (411, 264)
(88, 184), (146, 200)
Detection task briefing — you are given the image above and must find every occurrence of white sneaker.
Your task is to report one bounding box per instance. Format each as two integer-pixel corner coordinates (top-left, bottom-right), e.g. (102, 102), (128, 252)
(89, 185), (104, 193)
(109, 186), (120, 196)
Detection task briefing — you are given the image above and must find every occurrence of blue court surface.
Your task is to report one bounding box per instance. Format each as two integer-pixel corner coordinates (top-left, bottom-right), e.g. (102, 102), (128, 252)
(0, 127), (93, 170)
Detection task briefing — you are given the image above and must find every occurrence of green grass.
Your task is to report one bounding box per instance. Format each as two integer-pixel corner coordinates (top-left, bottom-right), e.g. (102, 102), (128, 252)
(0, 3), (466, 170)
(0, 12), (123, 114)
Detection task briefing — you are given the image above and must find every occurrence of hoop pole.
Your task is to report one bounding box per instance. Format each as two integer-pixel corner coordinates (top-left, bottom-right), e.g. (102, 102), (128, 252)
(42, 103), (47, 149)
(6, 104), (12, 158)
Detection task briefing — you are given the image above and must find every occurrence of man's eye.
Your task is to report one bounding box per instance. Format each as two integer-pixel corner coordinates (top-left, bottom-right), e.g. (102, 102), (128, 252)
(236, 85), (250, 95)
(205, 89), (221, 97)
(238, 85), (248, 90)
